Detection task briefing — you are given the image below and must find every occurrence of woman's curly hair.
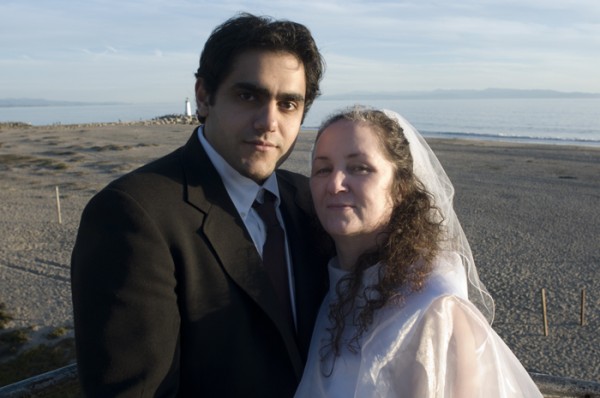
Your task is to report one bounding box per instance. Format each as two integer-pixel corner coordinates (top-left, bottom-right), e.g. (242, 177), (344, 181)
(314, 107), (444, 368)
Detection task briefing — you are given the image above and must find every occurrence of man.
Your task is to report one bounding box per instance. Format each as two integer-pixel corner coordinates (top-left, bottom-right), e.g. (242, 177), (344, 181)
(71, 13), (330, 397)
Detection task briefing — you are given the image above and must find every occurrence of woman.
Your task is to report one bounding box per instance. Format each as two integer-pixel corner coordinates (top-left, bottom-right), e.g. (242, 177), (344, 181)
(295, 107), (542, 397)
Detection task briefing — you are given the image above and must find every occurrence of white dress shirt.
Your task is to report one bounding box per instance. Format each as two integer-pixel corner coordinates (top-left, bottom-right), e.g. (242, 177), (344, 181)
(197, 127), (297, 326)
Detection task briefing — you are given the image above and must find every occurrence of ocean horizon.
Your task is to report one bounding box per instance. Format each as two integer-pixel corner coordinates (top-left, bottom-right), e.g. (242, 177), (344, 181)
(1, 97), (599, 147)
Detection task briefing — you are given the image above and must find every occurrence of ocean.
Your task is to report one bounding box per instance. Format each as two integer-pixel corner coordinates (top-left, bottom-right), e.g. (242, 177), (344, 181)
(1, 98), (599, 147)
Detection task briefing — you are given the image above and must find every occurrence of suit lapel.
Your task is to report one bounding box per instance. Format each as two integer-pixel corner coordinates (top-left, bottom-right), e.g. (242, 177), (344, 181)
(278, 174), (330, 358)
(179, 130), (304, 377)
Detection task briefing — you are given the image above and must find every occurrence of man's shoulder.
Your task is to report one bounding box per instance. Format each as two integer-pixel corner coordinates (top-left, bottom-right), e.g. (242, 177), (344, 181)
(105, 130), (202, 194)
(276, 169), (310, 201)
(110, 147), (184, 190)
(276, 168), (309, 187)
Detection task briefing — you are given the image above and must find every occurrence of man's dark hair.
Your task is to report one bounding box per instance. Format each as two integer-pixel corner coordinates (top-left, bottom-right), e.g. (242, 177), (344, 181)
(195, 12), (325, 122)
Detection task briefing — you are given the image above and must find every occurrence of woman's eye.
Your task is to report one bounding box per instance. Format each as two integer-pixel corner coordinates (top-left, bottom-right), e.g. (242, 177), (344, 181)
(350, 164), (371, 174)
(312, 167), (331, 176)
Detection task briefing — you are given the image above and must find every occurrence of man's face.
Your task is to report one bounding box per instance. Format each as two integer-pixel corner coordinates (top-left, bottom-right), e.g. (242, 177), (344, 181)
(197, 50), (306, 184)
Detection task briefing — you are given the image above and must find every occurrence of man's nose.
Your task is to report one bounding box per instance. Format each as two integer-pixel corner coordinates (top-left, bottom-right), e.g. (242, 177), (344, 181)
(253, 102), (278, 133)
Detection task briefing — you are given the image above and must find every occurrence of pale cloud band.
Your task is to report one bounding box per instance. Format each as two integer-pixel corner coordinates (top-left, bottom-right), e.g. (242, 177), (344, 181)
(1, 0), (598, 102)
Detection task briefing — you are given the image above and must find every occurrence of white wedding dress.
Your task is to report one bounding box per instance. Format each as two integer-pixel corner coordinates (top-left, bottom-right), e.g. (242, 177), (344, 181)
(296, 109), (543, 397)
(295, 252), (543, 398)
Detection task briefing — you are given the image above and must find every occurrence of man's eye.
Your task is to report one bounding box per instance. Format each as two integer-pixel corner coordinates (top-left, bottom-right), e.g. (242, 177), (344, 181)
(279, 101), (297, 111)
(239, 92), (255, 101)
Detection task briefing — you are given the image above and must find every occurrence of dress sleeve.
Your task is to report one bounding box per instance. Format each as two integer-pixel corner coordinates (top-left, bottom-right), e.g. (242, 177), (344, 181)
(357, 295), (543, 397)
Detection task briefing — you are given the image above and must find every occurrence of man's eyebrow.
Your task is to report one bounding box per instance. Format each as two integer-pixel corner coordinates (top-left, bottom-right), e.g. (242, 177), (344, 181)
(233, 82), (305, 103)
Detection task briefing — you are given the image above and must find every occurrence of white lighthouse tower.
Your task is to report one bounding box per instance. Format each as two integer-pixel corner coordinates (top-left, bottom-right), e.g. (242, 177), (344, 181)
(185, 97), (192, 117)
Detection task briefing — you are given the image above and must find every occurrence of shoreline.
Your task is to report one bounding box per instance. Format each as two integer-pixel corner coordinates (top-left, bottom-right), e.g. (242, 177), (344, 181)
(0, 122), (598, 381)
(3, 118), (599, 149)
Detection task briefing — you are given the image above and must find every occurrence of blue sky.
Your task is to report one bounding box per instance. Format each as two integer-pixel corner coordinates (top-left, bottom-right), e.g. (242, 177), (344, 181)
(1, 0), (599, 103)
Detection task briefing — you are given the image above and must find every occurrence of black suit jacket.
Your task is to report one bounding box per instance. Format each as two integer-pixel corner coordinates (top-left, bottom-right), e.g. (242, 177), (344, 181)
(71, 130), (331, 397)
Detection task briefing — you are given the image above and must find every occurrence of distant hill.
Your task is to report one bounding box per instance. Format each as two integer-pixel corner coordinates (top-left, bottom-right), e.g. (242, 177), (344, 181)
(0, 98), (123, 107)
(3, 89), (599, 107)
(321, 88), (600, 100)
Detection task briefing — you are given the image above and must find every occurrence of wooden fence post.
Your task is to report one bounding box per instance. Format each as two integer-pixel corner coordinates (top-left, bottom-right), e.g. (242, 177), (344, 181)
(55, 186), (62, 224)
(580, 288), (586, 326)
(541, 288), (549, 336)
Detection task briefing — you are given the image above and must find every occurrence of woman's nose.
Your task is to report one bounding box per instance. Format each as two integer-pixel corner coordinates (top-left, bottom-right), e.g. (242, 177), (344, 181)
(327, 170), (348, 194)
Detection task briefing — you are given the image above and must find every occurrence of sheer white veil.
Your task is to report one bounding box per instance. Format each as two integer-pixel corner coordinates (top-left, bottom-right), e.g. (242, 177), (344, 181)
(381, 109), (495, 324)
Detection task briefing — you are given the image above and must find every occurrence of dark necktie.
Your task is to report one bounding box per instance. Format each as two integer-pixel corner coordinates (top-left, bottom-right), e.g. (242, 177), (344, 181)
(253, 191), (294, 330)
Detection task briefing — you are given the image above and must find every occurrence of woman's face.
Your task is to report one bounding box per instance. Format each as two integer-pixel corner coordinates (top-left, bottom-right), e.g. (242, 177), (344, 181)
(310, 119), (396, 245)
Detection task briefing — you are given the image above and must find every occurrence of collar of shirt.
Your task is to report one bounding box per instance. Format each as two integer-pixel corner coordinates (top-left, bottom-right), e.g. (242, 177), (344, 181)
(197, 126), (297, 327)
(197, 126), (281, 221)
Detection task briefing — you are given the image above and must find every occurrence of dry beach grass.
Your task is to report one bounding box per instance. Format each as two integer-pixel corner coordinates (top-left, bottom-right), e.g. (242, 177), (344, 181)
(0, 121), (598, 386)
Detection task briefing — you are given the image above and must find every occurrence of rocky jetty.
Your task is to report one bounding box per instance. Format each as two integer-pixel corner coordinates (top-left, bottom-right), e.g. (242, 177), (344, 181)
(0, 114), (199, 130)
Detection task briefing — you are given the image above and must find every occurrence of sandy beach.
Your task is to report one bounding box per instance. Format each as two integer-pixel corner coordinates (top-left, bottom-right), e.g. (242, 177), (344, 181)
(0, 121), (598, 382)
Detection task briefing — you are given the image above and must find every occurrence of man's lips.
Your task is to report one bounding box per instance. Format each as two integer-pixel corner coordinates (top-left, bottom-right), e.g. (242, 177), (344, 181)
(246, 139), (277, 151)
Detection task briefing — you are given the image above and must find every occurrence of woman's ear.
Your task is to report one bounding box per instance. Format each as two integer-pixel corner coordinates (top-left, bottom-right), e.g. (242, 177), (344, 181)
(195, 78), (210, 118)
